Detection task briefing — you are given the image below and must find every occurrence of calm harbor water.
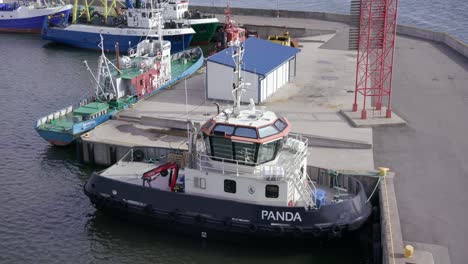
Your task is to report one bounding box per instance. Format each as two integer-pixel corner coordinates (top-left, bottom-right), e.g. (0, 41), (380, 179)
(193, 0), (468, 44)
(0, 35), (370, 263)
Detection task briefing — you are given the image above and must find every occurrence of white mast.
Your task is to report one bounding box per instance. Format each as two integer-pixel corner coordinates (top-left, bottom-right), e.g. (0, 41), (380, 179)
(231, 40), (245, 117)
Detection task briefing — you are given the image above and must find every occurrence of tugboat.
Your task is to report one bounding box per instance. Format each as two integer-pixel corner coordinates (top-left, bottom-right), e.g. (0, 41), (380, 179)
(35, 22), (203, 146)
(0, 0), (72, 33)
(83, 41), (372, 239)
(41, 0), (195, 53)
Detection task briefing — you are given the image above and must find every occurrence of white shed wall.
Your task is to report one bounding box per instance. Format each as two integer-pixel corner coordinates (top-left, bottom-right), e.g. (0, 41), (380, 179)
(260, 60), (290, 102)
(206, 61), (259, 103)
(207, 57), (293, 104)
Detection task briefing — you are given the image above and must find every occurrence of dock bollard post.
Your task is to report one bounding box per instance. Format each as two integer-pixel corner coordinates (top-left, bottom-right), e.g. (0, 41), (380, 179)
(404, 245), (414, 258)
(378, 167), (389, 176)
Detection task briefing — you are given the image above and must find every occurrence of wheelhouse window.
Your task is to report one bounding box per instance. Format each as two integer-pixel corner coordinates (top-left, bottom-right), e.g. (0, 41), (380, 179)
(211, 137), (233, 160)
(265, 185), (279, 198)
(258, 125), (279, 138)
(224, 180), (236, 193)
(257, 140), (280, 163)
(233, 141), (256, 164)
(274, 119), (287, 131)
(213, 124), (234, 135)
(234, 127), (257, 138)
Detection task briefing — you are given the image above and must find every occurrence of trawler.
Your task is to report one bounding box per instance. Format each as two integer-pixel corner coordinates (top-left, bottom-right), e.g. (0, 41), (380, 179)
(36, 18), (203, 146)
(83, 41), (371, 239)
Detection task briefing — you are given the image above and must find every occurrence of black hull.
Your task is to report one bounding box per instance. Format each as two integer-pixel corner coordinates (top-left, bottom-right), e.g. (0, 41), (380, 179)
(84, 173), (372, 240)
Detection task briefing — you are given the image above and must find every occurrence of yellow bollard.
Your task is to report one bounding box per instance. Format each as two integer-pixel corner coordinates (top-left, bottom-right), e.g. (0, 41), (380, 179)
(404, 245), (414, 258)
(378, 167), (389, 176)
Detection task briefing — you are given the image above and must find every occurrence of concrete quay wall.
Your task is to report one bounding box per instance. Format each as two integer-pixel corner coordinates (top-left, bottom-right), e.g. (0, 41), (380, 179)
(192, 5), (468, 59)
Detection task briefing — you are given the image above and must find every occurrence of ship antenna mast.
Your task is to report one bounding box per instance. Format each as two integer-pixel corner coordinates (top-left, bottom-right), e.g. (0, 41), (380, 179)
(225, 0), (232, 29)
(98, 34), (118, 98)
(231, 40), (245, 117)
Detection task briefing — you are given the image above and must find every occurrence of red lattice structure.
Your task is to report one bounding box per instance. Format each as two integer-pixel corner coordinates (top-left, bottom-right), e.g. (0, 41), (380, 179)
(351, 0), (399, 119)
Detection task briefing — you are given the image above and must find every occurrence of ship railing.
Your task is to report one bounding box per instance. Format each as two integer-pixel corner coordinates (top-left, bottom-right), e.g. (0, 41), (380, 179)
(36, 105), (73, 128)
(196, 153), (257, 177)
(280, 133), (317, 209)
(35, 96), (97, 128)
(195, 134), (312, 180)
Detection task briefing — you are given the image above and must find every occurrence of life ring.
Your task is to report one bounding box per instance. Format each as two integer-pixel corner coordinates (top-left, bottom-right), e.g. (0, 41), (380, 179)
(156, 50), (162, 59)
(140, 62), (146, 69)
(129, 49), (135, 56)
(83, 132), (90, 138)
(312, 226), (322, 237)
(248, 223), (258, 233)
(133, 150), (145, 161)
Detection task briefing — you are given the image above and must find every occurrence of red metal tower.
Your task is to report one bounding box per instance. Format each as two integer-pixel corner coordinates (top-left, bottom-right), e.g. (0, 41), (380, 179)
(351, 0), (399, 119)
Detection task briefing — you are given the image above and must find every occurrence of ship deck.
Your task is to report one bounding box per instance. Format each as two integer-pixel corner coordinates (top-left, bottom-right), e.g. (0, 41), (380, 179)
(100, 161), (183, 192)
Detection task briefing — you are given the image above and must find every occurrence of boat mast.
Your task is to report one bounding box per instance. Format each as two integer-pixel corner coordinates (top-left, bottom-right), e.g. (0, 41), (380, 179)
(231, 40), (245, 117)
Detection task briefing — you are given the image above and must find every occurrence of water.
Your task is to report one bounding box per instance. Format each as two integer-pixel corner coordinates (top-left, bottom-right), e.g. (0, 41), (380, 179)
(0, 35), (371, 263)
(193, 0), (468, 43)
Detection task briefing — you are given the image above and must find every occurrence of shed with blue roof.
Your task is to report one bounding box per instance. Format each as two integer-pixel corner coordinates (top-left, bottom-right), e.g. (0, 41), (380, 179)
(206, 37), (300, 103)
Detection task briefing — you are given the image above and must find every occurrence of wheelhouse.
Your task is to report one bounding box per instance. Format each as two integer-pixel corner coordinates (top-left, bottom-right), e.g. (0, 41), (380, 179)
(200, 111), (291, 165)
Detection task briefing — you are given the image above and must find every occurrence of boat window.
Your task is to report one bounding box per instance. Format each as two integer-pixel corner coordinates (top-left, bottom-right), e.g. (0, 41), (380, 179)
(233, 141), (256, 164)
(213, 124), (235, 136)
(234, 127), (257, 139)
(257, 140), (279, 163)
(274, 119), (287, 131)
(258, 125), (279, 138)
(224, 180), (236, 193)
(211, 137), (233, 160)
(128, 12), (132, 17)
(265, 185), (279, 198)
(142, 12), (146, 18)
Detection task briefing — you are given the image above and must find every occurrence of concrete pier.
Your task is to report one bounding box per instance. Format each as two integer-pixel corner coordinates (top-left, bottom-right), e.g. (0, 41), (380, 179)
(79, 10), (467, 264)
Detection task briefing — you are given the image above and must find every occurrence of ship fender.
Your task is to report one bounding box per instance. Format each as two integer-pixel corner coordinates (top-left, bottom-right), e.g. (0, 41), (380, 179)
(331, 225), (342, 237)
(248, 223), (258, 233)
(195, 215), (206, 225)
(168, 211), (178, 223)
(293, 226), (303, 237)
(223, 218), (232, 229)
(312, 226), (322, 237)
(273, 225), (284, 235)
(144, 204), (153, 214)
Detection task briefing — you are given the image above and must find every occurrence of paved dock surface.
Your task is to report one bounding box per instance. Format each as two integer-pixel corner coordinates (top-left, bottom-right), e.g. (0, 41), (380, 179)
(89, 29), (375, 171)
(374, 35), (468, 264)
